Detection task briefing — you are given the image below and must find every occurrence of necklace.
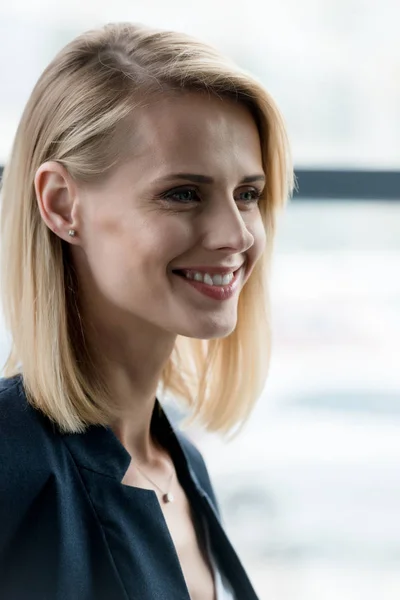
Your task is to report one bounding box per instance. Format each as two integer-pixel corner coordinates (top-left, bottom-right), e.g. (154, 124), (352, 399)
(134, 460), (175, 504)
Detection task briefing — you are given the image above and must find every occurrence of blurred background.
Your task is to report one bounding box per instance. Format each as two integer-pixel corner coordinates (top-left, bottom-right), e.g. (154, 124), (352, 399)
(0, 1), (399, 598)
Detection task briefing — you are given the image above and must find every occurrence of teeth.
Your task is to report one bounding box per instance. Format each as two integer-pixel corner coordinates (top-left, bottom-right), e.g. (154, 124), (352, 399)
(222, 273), (233, 285)
(183, 270), (235, 286)
(212, 274), (223, 286)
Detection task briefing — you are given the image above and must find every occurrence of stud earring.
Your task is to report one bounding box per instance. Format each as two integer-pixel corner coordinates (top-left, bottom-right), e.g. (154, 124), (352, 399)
(68, 229), (76, 237)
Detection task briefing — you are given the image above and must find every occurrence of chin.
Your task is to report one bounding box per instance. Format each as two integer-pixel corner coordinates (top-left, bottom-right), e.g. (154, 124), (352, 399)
(177, 317), (237, 340)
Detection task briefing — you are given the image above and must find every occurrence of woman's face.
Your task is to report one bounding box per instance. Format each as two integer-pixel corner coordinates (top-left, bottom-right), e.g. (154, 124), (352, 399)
(72, 92), (266, 340)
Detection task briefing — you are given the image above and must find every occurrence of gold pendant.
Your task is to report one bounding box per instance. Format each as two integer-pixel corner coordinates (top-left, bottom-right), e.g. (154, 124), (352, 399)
(163, 492), (174, 503)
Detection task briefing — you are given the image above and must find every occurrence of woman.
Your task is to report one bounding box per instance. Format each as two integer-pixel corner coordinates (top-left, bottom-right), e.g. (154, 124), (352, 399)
(0, 22), (292, 600)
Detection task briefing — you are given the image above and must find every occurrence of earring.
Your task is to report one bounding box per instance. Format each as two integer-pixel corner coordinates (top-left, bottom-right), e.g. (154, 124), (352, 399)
(68, 229), (76, 237)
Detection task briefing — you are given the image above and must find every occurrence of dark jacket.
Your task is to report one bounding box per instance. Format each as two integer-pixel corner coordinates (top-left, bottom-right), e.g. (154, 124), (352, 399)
(0, 374), (259, 600)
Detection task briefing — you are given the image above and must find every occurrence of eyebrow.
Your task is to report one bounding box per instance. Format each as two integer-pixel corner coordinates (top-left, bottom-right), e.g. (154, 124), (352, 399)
(154, 173), (266, 185)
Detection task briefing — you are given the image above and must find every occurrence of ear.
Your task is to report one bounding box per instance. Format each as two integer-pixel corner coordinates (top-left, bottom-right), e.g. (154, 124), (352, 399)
(34, 161), (80, 242)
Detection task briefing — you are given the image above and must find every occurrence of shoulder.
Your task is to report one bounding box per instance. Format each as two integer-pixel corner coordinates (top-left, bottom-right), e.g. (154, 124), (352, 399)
(0, 374), (53, 448)
(0, 373), (63, 467)
(0, 374), (36, 442)
(0, 373), (22, 402)
(0, 374), (60, 508)
(0, 375), (68, 550)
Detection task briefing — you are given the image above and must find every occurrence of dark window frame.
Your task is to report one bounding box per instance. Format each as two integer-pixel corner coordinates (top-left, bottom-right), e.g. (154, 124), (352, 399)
(1, 167), (399, 201)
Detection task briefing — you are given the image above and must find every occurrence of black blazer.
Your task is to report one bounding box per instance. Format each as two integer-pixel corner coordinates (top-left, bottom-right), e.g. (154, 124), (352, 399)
(0, 374), (259, 600)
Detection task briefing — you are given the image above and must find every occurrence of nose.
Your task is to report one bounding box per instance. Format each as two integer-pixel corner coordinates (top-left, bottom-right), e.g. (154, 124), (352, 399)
(200, 196), (255, 254)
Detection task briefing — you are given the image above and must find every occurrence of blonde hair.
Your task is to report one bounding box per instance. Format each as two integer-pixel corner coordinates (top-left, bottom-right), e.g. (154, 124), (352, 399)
(0, 22), (293, 437)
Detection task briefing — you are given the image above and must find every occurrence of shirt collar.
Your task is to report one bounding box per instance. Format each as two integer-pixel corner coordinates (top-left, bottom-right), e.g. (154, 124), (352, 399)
(62, 398), (198, 488)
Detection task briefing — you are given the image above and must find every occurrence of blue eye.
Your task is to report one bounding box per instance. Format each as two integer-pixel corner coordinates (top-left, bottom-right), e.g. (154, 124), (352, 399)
(160, 186), (262, 205)
(163, 188), (200, 203)
(237, 189), (262, 203)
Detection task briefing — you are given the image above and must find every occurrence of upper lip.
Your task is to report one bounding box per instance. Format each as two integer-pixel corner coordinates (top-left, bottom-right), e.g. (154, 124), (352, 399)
(172, 264), (244, 275)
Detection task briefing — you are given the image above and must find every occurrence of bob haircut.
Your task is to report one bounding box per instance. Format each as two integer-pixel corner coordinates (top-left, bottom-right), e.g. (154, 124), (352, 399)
(0, 22), (293, 437)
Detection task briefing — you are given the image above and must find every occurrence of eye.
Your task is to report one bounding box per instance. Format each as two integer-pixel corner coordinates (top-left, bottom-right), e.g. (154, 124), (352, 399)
(161, 187), (200, 203)
(236, 188), (263, 204)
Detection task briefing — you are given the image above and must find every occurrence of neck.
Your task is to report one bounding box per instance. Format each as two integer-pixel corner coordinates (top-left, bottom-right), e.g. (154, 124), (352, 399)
(83, 313), (177, 464)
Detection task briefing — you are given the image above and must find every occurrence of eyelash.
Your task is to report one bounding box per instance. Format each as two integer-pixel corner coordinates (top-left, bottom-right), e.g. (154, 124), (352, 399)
(160, 186), (263, 205)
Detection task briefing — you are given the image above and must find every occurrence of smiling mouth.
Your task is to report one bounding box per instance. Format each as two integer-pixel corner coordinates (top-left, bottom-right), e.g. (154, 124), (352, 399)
(170, 265), (243, 302)
(172, 267), (240, 285)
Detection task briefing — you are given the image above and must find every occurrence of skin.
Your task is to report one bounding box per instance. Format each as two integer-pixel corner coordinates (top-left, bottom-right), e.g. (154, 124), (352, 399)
(35, 90), (266, 472)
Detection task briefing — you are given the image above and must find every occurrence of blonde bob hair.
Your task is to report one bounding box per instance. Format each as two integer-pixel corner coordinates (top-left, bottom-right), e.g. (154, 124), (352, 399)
(0, 22), (293, 437)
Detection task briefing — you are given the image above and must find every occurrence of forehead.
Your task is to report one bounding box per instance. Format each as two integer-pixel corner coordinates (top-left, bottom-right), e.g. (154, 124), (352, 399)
(124, 92), (263, 178)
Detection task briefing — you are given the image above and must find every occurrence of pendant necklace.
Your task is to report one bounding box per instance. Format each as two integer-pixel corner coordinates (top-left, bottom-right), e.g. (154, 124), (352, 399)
(134, 460), (175, 504)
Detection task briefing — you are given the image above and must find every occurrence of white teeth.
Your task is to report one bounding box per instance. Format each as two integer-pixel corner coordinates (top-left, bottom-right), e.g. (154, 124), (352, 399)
(212, 274), (223, 286)
(222, 272), (234, 285)
(182, 270), (236, 286)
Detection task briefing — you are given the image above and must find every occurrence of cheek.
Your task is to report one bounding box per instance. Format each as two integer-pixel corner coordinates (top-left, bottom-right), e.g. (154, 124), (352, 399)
(78, 206), (139, 292)
(132, 218), (194, 270)
(86, 212), (193, 278)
